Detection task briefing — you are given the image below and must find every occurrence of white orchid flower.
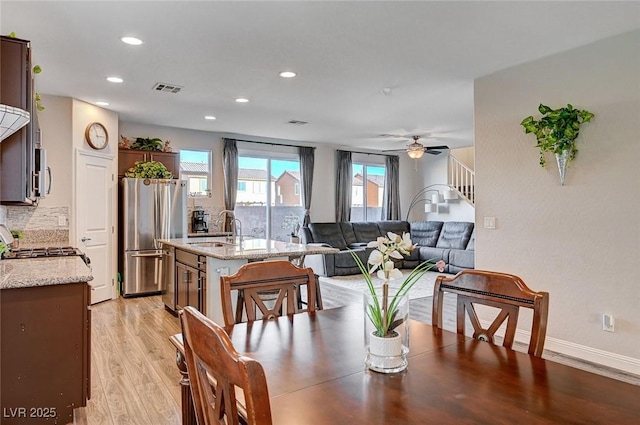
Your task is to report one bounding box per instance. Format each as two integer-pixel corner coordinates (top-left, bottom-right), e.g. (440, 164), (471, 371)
(377, 260), (402, 280)
(367, 249), (384, 273)
(398, 233), (414, 252)
(367, 236), (389, 250)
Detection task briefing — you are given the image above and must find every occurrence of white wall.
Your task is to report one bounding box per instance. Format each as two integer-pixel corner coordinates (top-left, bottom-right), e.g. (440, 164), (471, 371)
(475, 30), (640, 373)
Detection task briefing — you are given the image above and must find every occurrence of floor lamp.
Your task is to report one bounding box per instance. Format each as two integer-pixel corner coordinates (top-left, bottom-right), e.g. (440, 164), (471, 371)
(405, 184), (458, 221)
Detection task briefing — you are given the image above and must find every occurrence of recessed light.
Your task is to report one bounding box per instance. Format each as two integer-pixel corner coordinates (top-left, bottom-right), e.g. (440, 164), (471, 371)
(121, 36), (143, 46)
(279, 71), (296, 78)
(204, 115), (216, 120)
(107, 76), (123, 83)
(235, 98), (249, 103)
(95, 101), (109, 106)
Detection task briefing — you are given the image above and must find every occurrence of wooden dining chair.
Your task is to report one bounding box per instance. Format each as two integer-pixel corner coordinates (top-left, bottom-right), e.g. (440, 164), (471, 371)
(179, 306), (273, 425)
(432, 270), (549, 357)
(220, 260), (320, 327)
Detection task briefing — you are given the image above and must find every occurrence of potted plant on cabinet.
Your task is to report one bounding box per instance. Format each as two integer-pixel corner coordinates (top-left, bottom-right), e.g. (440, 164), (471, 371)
(520, 103), (594, 185)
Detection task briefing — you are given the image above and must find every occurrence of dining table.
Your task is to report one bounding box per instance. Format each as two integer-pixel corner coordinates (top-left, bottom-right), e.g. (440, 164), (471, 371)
(170, 304), (639, 424)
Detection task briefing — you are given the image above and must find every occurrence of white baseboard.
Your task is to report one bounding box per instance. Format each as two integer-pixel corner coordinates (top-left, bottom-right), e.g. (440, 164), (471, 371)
(478, 319), (640, 376)
(542, 335), (640, 376)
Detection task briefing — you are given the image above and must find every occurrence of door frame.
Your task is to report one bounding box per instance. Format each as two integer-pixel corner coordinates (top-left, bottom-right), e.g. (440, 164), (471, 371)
(73, 148), (116, 301)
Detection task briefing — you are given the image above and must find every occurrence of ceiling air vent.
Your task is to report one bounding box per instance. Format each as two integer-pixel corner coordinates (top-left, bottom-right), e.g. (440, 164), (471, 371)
(287, 120), (308, 125)
(152, 82), (183, 94)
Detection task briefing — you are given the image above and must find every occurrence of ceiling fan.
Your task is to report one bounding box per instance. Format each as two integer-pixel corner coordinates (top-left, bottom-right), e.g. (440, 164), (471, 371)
(382, 135), (449, 159)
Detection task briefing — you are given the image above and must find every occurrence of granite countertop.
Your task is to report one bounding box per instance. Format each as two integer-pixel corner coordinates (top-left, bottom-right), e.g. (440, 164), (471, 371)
(159, 237), (338, 260)
(1, 256), (93, 290)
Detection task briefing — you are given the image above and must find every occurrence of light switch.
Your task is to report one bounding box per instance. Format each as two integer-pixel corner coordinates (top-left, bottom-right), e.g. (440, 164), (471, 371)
(484, 217), (496, 229)
(58, 216), (66, 226)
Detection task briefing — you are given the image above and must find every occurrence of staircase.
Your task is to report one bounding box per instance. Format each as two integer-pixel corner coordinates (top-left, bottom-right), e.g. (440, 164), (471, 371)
(448, 155), (475, 206)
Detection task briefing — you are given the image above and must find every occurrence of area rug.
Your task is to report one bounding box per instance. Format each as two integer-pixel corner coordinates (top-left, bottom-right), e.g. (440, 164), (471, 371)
(318, 270), (447, 300)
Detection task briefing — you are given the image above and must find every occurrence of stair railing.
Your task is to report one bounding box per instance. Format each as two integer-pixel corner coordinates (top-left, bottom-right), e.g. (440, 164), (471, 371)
(448, 155), (475, 206)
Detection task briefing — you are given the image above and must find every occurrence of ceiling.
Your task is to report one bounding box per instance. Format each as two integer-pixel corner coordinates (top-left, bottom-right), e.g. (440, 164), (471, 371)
(2, 1), (639, 152)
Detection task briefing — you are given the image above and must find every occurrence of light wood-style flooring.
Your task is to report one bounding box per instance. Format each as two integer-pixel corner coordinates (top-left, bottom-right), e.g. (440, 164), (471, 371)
(74, 285), (640, 424)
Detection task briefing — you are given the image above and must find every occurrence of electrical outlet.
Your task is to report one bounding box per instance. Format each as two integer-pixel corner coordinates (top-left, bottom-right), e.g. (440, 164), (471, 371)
(484, 217), (496, 229)
(58, 216), (66, 226)
(602, 314), (615, 332)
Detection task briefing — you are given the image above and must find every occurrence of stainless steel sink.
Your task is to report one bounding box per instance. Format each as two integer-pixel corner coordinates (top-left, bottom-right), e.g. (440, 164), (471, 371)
(187, 241), (231, 248)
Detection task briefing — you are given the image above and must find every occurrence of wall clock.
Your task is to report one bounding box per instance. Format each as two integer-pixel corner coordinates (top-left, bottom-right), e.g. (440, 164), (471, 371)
(85, 122), (109, 150)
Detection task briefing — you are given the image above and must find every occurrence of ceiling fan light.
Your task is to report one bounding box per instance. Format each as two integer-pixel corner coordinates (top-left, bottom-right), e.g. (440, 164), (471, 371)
(406, 143), (425, 159)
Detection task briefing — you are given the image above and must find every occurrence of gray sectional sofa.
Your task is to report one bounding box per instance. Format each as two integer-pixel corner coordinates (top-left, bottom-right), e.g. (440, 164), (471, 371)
(301, 220), (475, 277)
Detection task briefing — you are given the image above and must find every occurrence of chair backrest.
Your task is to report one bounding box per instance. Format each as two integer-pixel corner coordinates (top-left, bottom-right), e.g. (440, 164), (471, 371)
(220, 260), (319, 327)
(179, 306), (272, 425)
(432, 270), (549, 356)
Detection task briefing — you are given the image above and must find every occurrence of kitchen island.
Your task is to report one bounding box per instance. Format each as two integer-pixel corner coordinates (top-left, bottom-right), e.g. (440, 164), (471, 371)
(1, 256), (93, 424)
(158, 237), (338, 324)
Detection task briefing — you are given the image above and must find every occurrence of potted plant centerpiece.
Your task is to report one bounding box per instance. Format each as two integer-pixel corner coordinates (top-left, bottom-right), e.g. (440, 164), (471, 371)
(520, 103), (594, 185)
(351, 232), (445, 373)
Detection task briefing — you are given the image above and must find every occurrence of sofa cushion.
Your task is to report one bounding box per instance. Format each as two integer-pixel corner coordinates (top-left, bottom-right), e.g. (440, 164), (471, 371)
(377, 220), (410, 237)
(339, 222), (358, 246)
(449, 249), (474, 271)
(409, 221), (444, 247)
(436, 221), (474, 249)
(334, 249), (368, 268)
(308, 223), (348, 250)
(351, 222), (383, 243)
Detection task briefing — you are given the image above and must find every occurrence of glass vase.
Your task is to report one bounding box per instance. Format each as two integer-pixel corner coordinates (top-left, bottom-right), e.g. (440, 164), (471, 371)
(363, 290), (410, 373)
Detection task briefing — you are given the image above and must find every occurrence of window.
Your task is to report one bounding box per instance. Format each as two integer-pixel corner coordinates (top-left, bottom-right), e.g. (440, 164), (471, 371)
(237, 181), (247, 191)
(180, 149), (211, 197)
(235, 155), (303, 241)
(351, 163), (385, 221)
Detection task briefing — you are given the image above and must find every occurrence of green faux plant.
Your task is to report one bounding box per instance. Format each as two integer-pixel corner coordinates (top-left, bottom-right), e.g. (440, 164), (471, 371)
(124, 161), (172, 179)
(521, 104), (594, 167)
(0, 242), (8, 258)
(131, 137), (163, 151)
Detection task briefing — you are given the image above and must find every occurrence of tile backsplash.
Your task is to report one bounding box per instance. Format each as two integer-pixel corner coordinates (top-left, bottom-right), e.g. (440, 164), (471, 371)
(4, 206), (69, 244)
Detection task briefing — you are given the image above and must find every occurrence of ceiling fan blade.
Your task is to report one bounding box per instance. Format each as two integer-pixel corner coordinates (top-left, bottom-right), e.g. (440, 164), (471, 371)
(425, 150), (442, 155)
(425, 145), (450, 150)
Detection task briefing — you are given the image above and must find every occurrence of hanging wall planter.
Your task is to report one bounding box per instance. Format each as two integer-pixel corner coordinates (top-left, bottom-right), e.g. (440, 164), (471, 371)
(520, 104), (594, 185)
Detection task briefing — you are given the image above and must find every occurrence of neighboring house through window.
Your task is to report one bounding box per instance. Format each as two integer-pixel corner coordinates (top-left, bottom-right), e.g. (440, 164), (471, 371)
(351, 163), (386, 221)
(180, 149), (211, 197)
(235, 155), (303, 241)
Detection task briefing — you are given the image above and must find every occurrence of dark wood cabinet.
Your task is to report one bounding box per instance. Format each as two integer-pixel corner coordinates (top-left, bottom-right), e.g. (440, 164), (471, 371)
(1, 282), (91, 424)
(118, 149), (180, 177)
(175, 249), (206, 314)
(1, 35), (39, 205)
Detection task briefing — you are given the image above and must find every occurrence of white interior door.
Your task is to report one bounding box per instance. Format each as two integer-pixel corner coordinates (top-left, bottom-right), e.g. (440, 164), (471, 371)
(76, 150), (115, 304)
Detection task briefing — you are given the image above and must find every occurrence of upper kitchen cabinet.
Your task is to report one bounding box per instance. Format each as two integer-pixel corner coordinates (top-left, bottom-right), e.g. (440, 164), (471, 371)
(118, 149), (180, 177)
(1, 36), (43, 205)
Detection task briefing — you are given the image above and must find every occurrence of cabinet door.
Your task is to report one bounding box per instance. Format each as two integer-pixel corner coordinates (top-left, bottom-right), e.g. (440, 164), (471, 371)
(176, 261), (190, 311)
(118, 150), (146, 176)
(150, 151), (180, 177)
(176, 261), (200, 311)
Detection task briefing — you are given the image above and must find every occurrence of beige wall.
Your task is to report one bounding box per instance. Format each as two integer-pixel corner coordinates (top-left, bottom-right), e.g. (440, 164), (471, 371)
(475, 30), (640, 372)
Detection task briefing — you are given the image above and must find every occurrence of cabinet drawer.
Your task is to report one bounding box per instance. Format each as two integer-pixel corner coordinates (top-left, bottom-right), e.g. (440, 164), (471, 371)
(176, 248), (205, 270)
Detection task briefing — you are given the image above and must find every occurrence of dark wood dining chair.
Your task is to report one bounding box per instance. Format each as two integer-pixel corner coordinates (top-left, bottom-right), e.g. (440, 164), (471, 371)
(179, 306), (272, 425)
(220, 260), (320, 327)
(432, 270), (549, 357)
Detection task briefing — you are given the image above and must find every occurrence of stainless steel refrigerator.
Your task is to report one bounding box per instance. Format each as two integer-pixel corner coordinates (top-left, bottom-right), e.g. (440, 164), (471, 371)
(120, 178), (187, 297)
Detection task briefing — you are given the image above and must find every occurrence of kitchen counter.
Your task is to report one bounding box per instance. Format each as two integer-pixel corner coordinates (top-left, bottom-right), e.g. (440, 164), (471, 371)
(158, 237), (338, 324)
(159, 236), (338, 260)
(0, 256), (93, 289)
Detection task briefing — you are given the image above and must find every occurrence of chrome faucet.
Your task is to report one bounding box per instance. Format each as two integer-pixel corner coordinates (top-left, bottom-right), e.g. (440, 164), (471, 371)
(216, 210), (243, 243)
